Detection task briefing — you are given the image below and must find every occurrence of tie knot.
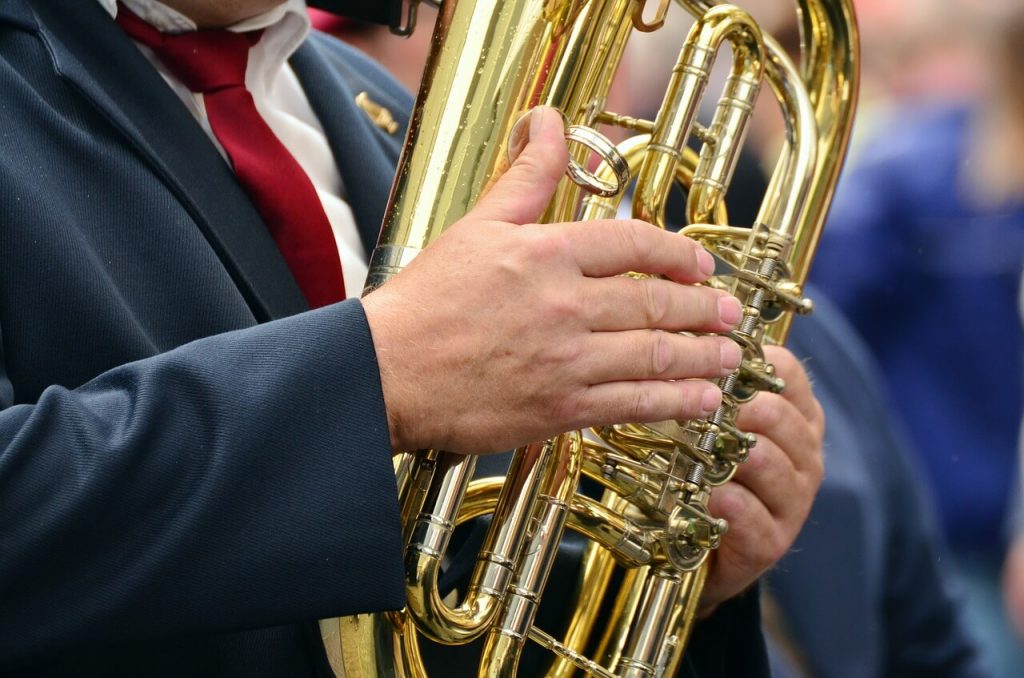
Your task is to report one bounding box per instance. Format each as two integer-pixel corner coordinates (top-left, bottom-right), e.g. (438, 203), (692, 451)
(116, 4), (262, 93)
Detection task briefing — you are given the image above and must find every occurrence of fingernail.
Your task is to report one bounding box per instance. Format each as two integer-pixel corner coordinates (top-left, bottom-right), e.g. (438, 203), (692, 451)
(720, 340), (742, 371)
(697, 247), (715, 277)
(530, 106), (547, 138)
(702, 386), (723, 413)
(507, 112), (531, 163)
(718, 295), (742, 326)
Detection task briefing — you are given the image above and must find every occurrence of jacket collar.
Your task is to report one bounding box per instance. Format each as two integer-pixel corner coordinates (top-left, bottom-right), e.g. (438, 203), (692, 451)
(6, 0), (320, 321)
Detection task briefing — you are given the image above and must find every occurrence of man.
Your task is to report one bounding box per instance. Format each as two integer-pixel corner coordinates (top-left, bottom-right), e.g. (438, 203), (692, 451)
(0, 0), (824, 674)
(810, 4), (1024, 672)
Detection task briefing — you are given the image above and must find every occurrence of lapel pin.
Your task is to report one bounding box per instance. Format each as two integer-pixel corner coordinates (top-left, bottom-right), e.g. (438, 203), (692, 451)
(355, 92), (399, 135)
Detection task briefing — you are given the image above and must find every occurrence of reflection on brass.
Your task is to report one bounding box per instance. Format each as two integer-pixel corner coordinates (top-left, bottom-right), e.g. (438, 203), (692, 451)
(355, 91), (399, 134)
(324, 0), (860, 675)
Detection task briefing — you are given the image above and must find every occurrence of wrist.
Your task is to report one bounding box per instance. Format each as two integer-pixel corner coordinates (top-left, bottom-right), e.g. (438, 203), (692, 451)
(360, 290), (415, 454)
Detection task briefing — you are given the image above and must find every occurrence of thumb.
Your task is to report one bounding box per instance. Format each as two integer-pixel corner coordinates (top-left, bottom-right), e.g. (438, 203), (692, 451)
(469, 106), (569, 225)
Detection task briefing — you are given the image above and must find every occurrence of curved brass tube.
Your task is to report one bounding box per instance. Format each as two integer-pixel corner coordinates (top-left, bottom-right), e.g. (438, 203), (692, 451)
(479, 433), (582, 678)
(633, 6), (765, 229)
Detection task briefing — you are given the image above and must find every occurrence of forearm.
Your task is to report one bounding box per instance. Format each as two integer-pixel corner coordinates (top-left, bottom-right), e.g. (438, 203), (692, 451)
(0, 301), (404, 668)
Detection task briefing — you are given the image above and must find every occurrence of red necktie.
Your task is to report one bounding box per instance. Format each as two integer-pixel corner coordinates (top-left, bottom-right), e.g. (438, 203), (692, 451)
(116, 5), (346, 307)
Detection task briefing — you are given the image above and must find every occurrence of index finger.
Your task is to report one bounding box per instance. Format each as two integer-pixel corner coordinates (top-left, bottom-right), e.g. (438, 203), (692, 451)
(561, 219), (715, 283)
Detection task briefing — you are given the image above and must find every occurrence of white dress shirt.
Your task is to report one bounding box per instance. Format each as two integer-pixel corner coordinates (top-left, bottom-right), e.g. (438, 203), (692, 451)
(97, 0), (370, 296)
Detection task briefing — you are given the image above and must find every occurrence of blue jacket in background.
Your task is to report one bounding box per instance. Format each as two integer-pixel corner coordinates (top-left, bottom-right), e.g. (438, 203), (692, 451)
(766, 291), (986, 678)
(810, 106), (1024, 554)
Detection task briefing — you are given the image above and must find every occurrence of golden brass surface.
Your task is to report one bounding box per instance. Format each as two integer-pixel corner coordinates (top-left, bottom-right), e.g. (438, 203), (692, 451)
(324, 0), (860, 675)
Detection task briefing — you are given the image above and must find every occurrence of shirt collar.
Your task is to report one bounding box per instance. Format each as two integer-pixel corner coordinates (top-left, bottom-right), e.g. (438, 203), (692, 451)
(98, 0), (311, 89)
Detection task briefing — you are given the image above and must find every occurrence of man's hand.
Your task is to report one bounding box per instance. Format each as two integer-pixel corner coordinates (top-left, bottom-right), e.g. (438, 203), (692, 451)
(361, 107), (744, 454)
(702, 345), (825, 611)
(1003, 536), (1024, 638)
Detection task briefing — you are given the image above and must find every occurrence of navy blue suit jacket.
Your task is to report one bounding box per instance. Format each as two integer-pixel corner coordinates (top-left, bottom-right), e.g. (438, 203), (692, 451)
(0, 0), (413, 673)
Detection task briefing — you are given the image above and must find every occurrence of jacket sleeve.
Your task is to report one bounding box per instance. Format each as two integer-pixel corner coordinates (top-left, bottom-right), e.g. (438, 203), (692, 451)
(0, 301), (406, 669)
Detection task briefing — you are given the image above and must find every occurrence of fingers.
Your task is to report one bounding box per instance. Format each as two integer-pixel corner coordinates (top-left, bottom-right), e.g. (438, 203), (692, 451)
(563, 379), (723, 430)
(562, 219), (715, 283)
(581, 332), (740, 383)
(470, 107), (570, 225)
(763, 346), (823, 430)
(727, 432), (810, 527)
(736, 392), (822, 477)
(707, 482), (787, 578)
(579, 276), (742, 333)
(726, 354), (824, 543)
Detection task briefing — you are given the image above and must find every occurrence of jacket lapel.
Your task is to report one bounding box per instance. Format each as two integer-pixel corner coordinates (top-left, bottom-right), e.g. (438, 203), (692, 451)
(18, 0), (309, 322)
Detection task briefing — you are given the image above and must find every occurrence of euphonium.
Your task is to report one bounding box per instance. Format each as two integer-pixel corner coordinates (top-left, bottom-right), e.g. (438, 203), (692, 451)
(322, 0), (858, 675)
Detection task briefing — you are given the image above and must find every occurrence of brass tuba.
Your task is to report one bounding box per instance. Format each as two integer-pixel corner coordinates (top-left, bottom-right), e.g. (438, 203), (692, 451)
(322, 0), (858, 675)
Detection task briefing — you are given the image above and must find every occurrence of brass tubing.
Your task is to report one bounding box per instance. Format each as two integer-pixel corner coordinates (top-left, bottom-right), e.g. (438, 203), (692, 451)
(577, 133), (728, 226)
(633, 6), (764, 229)
(596, 565), (650, 670)
(774, 0), (859, 340)
(753, 33), (817, 245)
(541, 0), (637, 223)
(677, 1), (817, 242)
(366, 0), (555, 291)
(403, 451), (488, 643)
(405, 442), (551, 644)
(461, 479), (656, 569)
(661, 565), (709, 677)
(681, 0), (859, 337)
(687, 15), (766, 223)
(479, 433), (583, 677)
(615, 565), (685, 677)
(547, 513), (620, 678)
(792, 0), (860, 283)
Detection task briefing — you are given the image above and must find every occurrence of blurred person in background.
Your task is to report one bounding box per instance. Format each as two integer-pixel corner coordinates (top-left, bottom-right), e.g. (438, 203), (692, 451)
(765, 291), (986, 678)
(810, 2), (1024, 674)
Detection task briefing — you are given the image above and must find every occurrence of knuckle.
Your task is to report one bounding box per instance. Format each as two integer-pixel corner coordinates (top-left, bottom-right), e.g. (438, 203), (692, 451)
(629, 387), (655, 422)
(615, 219), (654, 266)
(649, 331), (669, 377)
(760, 396), (785, 429)
(744, 445), (767, 473)
(544, 340), (585, 372)
(767, 346), (800, 378)
(526, 229), (571, 262)
(678, 383), (710, 419)
(554, 391), (587, 429)
(512, 148), (548, 181)
(540, 289), (583, 326)
(639, 279), (670, 326)
(767, 530), (791, 565)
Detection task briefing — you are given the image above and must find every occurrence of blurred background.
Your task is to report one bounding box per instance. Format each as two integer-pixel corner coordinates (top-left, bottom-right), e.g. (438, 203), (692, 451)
(315, 1), (1024, 674)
